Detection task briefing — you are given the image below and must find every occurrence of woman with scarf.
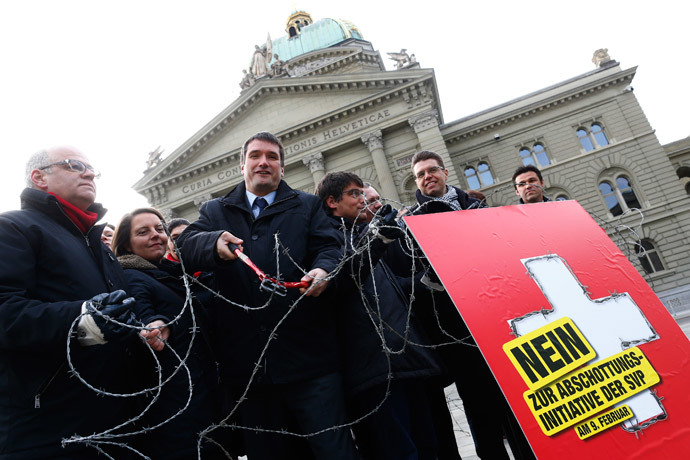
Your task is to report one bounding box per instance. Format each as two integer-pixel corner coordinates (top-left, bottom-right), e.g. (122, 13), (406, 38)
(112, 207), (227, 460)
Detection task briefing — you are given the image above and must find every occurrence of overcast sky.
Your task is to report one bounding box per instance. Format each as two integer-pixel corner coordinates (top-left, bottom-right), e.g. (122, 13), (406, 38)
(1, 0), (687, 223)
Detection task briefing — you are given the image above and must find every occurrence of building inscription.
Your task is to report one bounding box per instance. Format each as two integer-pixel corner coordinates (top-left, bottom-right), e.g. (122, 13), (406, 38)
(285, 109), (392, 155)
(181, 166), (242, 194)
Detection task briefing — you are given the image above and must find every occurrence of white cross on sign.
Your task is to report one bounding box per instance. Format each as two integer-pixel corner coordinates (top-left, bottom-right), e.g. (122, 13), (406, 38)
(510, 254), (662, 431)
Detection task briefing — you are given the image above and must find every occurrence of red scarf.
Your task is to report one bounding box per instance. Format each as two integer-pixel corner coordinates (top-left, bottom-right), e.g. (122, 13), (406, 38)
(49, 193), (98, 233)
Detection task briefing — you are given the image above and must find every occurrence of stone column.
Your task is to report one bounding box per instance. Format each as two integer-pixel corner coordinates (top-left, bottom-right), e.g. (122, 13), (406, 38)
(408, 110), (461, 185)
(302, 152), (326, 187)
(361, 130), (400, 202)
(193, 193), (213, 209)
(160, 208), (174, 221)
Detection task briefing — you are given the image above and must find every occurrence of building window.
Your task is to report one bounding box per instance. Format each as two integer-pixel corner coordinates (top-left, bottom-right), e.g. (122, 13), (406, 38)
(465, 167), (480, 189)
(598, 174), (641, 216)
(635, 239), (665, 274)
(465, 161), (495, 189)
(577, 122), (610, 152)
(519, 143), (551, 167)
(554, 194), (569, 201)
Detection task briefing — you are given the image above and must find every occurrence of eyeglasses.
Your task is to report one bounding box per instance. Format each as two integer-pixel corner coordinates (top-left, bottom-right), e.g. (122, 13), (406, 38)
(415, 166), (445, 180)
(515, 179), (541, 188)
(343, 189), (364, 198)
(39, 159), (101, 179)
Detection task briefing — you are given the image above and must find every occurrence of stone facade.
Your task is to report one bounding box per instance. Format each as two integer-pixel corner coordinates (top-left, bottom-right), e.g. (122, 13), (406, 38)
(133, 16), (690, 335)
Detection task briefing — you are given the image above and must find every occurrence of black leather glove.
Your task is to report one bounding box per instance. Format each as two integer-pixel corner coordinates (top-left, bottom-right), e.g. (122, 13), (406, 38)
(84, 290), (137, 342)
(416, 200), (454, 215)
(372, 204), (404, 242)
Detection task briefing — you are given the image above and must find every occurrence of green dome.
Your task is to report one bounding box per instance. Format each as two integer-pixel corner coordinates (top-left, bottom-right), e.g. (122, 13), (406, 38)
(271, 18), (363, 63)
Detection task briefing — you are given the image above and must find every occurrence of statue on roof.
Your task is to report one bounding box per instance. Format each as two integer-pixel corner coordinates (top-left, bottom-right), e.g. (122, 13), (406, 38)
(387, 49), (412, 69)
(239, 69), (255, 90)
(271, 53), (288, 77)
(145, 146), (163, 171)
(592, 48), (612, 67)
(250, 34), (272, 78)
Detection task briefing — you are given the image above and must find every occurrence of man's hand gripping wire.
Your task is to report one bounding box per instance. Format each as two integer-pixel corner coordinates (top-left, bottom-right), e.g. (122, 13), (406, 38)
(227, 243), (309, 297)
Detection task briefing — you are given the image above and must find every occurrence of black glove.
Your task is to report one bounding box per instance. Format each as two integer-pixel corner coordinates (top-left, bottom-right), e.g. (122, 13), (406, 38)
(416, 200), (454, 215)
(372, 204), (404, 241)
(84, 290), (137, 342)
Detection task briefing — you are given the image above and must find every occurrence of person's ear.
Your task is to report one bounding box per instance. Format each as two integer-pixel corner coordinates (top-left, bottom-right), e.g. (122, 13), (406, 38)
(326, 196), (338, 210)
(30, 169), (49, 190)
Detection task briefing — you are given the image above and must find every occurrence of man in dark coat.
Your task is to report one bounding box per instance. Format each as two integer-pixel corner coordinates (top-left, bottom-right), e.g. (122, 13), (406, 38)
(513, 164), (551, 204)
(0, 146), (136, 459)
(178, 132), (358, 460)
(316, 172), (444, 460)
(401, 150), (535, 460)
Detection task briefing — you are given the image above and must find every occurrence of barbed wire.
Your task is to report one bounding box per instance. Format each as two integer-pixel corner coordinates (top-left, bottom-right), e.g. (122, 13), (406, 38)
(59, 188), (653, 458)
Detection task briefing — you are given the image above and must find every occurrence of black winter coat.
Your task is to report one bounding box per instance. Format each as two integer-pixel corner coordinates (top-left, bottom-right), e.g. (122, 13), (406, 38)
(0, 188), (134, 459)
(119, 255), (222, 459)
(177, 180), (342, 385)
(327, 216), (444, 397)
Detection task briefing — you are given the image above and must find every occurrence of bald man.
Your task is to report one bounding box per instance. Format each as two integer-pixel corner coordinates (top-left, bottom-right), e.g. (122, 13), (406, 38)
(0, 146), (136, 459)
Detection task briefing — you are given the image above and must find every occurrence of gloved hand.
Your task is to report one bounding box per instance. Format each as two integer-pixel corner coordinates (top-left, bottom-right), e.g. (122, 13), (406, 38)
(371, 204), (404, 243)
(416, 200), (454, 215)
(78, 290), (137, 346)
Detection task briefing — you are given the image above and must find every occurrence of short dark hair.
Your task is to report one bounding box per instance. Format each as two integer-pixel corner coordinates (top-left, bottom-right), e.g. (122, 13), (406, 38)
(411, 150), (445, 169)
(112, 207), (166, 257)
(512, 165), (543, 188)
(105, 223), (115, 230)
(241, 131), (285, 166)
(315, 172), (364, 214)
(167, 218), (190, 234)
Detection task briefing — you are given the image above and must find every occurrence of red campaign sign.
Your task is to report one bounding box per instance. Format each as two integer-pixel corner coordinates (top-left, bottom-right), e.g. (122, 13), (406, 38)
(404, 201), (690, 459)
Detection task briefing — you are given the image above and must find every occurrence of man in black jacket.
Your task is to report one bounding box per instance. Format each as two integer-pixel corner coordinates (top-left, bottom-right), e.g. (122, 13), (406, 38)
(178, 132), (358, 460)
(316, 172), (443, 460)
(404, 150), (535, 460)
(0, 146), (136, 459)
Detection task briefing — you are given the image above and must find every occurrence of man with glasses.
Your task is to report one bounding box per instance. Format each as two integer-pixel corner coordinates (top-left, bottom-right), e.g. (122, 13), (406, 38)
(513, 165), (550, 204)
(361, 182), (383, 224)
(316, 171), (443, 459)
(0, 146), (137, 459)
(399, 150), (535, 459)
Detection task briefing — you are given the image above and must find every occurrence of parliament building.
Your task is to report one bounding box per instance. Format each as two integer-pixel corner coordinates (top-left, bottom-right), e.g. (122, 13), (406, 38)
(133, 11), (690, 334)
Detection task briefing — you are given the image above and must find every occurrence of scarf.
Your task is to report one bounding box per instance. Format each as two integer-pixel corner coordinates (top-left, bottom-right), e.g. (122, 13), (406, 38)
(49, 193), (98, 233)
(420, 186), (463, 211)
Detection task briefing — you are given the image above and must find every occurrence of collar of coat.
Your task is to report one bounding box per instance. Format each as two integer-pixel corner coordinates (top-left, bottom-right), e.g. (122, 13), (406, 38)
(117, 253), (158, 270)
(219, 180), (298, 212)
(413, 185), (482, 211)
(19, 188), (108, 235)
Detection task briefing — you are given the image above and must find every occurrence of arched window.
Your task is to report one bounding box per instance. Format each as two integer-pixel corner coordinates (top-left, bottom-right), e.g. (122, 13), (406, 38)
(465, 166), (480, 189)
(591, 123), (609, 147)
(577, 129), (594, 152)
(577, 122), (610, 151)
(519, 143), (551, 167)
(464, 162), (495, 189)
(554, 194), (569, 201)
(598, 173), (641, 216)
(635, 239), (665, 274)
(478, 162), (494, 186)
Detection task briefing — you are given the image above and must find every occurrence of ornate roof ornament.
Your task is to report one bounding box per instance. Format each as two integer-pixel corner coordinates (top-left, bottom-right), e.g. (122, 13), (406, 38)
(387, 49), (418, 70)
(286, 10), (313, 37)
(592, 48), (612, 68)
(145, 146), (163, 172)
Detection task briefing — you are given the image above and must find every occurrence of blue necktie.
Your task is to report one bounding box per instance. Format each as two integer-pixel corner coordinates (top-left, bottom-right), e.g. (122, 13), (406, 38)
(254, 197), (268, 217)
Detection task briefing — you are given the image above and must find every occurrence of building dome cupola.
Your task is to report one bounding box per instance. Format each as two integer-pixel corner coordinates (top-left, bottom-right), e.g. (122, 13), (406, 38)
(286, 10), (314, 37)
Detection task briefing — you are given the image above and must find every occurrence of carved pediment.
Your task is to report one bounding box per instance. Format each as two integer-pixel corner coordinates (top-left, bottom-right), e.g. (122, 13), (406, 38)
(134, 68), (437, 196)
